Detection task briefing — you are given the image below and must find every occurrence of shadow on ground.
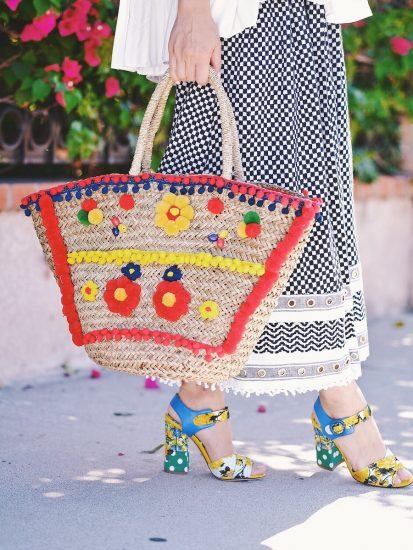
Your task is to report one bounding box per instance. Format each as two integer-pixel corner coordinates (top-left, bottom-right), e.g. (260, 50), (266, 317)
(1, 315), (412, 550)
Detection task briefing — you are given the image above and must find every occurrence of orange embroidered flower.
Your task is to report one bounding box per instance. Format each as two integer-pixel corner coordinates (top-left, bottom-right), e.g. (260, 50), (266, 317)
(103, 276), (141, 316)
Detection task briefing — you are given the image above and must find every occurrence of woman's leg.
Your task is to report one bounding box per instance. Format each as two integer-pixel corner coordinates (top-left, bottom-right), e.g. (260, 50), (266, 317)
(167, 382), (266, 475)
(319, 382), (412, 484)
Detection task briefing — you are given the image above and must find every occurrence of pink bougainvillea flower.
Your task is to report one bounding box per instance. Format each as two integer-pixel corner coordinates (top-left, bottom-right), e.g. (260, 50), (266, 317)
(76, 24), (92, 42)
(58, 1), (90, 37)
(21, 11), (58, 42)
(5, 0), (22, 11)
(56, 91), (66, 108)
(90, 368), (101, 379)
(93, 20), (111, 39)
(62, 57), (83, 86)
(390, 37), (412, 56)
(44, 64), (60, 72)
(105, 76), (121, 98)
(84, 37), (101, 67)
(352, 20), (366, 28)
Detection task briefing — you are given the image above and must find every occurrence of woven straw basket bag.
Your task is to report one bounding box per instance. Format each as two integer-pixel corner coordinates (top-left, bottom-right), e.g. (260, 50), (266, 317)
(22, 68), (322, 384)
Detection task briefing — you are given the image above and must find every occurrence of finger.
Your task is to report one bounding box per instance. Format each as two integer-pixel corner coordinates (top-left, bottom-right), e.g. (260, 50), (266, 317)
(176, 55), (186, 82)
(186, 58), (196, 82)
(195, 59), (210, 86)
(168, 40), (180, 83)
(210, 43), (222, 75)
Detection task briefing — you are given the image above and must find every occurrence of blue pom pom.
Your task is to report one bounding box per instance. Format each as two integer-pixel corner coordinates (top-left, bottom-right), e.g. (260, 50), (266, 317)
(35, 203), (40, 211)
(208, 233), (219, 243)
(217, 187), (224, 194)
(102, 186), (109, 194)
(170, 186), (176, 193)
(188, 187), (195, 195)
(248, 197), (255, 206)
(24, 208), (31, 217)
(281, 207), (290, 214)
(239, 195), (246, 202)
(295, 209), (303, 217)
(180, 187), (187, 194)
(85, 189), (92, 197)
(198, 187), (205, 194)
(121, 184), (128, 193)
(75, 191), (82, 199)
(112, 227), (120, 237)
(208, 185), (214, 192)
(113, 185), (120, 193)
(228, 192), (235, 199)
(256, 200), (264, 207)
(132, 185), (139, 193)
(65, 192), (72, 201)
(268, 202), (276, 211)
(315, 212), (324, 224)
(157, 183), (164, 191)
(143, 182), (151, 190)
(92, 184), (100, 191)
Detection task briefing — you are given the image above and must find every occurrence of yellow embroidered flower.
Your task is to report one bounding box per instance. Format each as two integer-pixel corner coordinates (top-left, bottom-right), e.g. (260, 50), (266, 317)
(81, 280), (99, 302)
(155, 192), (195, 236)
(199, 300), (220, 320)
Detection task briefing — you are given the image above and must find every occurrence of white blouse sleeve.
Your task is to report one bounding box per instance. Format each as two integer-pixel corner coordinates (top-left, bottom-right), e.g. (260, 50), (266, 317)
(110, 0), (372, 82)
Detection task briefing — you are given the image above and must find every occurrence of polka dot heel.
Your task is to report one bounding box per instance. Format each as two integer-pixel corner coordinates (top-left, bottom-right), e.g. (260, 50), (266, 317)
(312, 417), (344, 471)
(164, 415), (190, 474)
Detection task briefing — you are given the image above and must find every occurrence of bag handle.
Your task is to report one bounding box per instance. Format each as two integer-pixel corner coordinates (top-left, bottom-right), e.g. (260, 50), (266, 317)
(129, 67), (245, 181)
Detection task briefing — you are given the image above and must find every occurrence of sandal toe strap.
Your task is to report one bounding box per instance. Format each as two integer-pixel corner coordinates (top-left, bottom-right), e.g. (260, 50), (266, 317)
(209, 454), (253, 480)
(353, 450), (405, 487)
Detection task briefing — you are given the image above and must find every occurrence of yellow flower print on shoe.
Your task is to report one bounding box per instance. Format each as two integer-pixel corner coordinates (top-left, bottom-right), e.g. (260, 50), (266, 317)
(155, 193), (195, 236)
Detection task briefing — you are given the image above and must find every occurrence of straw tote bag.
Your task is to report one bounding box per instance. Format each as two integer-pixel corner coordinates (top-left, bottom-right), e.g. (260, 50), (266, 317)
(21, 67), (322, 384)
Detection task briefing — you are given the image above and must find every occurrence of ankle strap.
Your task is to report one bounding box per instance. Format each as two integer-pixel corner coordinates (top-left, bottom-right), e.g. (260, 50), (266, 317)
(170, 394), (230, 437)
(314, 396), (372, 440)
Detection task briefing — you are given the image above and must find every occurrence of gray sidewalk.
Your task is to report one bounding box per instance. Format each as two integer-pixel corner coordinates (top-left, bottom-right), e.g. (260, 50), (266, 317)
(1, 315), (413, 550)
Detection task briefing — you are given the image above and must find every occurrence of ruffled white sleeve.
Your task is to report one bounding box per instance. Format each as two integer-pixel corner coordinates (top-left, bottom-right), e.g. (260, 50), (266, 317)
(110, 0), (372, 82)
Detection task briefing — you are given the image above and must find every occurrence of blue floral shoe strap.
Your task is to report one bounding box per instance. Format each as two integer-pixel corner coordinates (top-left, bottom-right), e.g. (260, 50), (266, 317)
(314, 396), (372, 440)
(170, 393), (230, 437)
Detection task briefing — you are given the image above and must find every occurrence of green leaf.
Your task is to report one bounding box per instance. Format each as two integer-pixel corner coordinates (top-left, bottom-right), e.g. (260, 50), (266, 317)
(63, 89), (83, 113)
(32, 79), (51, 101)
(33, 0), (50, 15)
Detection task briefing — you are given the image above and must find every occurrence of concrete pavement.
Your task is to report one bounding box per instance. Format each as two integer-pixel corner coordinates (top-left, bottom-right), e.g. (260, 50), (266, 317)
(1, 315), (413, 550)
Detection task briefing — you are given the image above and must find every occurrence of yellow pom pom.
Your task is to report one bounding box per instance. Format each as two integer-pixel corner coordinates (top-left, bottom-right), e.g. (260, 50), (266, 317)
(88, 208), (103, 225)
(118, 223), (127, 233)
(218, 229), (229, 239)
(237, 221), (247, 239)
(161, 292), (176, 307)
(114, 288), (127, 302)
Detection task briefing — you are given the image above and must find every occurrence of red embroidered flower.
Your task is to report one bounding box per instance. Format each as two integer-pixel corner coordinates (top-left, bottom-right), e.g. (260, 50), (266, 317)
(103, 276), (141, 316)
(153, 281), (191, 322)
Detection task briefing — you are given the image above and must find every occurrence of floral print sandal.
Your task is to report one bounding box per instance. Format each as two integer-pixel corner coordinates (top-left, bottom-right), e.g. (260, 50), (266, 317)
(164, 394), (264, 481)
(311, 396), (413, 488)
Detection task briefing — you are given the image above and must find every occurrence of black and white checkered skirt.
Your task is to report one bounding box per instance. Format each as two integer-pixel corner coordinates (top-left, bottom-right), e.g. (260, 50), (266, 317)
(159, 0), (369, 396)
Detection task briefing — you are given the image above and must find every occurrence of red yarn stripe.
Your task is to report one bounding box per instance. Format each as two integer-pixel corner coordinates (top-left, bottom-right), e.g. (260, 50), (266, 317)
(39, 194), (84, 346)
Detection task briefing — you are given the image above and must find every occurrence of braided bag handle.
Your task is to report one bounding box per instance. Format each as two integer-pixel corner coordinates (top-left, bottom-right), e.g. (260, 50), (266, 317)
(129, 67), (245, 181)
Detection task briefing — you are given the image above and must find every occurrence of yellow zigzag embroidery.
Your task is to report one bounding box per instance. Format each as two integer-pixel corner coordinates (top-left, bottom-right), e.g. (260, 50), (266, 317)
(67, 249), (266, 276)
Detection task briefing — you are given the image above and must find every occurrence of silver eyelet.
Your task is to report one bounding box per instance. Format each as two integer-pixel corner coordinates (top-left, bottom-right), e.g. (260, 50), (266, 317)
(317, 366), (325, 374)
(333, 363), (340, 371)
(288, 299), (296, 308)
(345, 357), (350, 365)
(257, 369), (266, 378)
(239, 369), (247, 378)
(352, 270), (359, 279)
(359, 335), (366, 344)
(306, 298), (315, 308)
(325, 297), (333, 306)
(298, 368), (306, 375)
(278, 368), (286, 376)
(351, 352), (359, 361)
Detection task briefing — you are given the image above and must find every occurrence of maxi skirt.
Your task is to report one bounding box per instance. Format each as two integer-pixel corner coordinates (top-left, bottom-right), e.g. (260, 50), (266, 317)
(158, 0), (370, 396)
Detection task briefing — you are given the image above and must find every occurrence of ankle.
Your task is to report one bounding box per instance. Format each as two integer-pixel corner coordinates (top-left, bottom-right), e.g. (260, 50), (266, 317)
(319, 382), (368, 418)
(178, 382), (225, 411)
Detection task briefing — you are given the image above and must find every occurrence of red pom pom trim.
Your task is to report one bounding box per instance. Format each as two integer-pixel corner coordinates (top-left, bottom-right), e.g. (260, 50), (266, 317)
(207, 197), (224, 215)
(119, 194), (135, 210)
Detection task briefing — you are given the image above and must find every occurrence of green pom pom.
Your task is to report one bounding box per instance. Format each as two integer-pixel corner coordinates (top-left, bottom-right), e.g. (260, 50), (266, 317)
(77, 209), (90, 225)
(243, 211), (260, 225)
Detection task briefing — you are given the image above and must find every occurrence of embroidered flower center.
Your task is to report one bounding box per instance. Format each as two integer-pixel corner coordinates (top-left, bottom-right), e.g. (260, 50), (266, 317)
(167, 206), (180, 220)
(162, 292), (177, 307)
(114, 288), (127, 302)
